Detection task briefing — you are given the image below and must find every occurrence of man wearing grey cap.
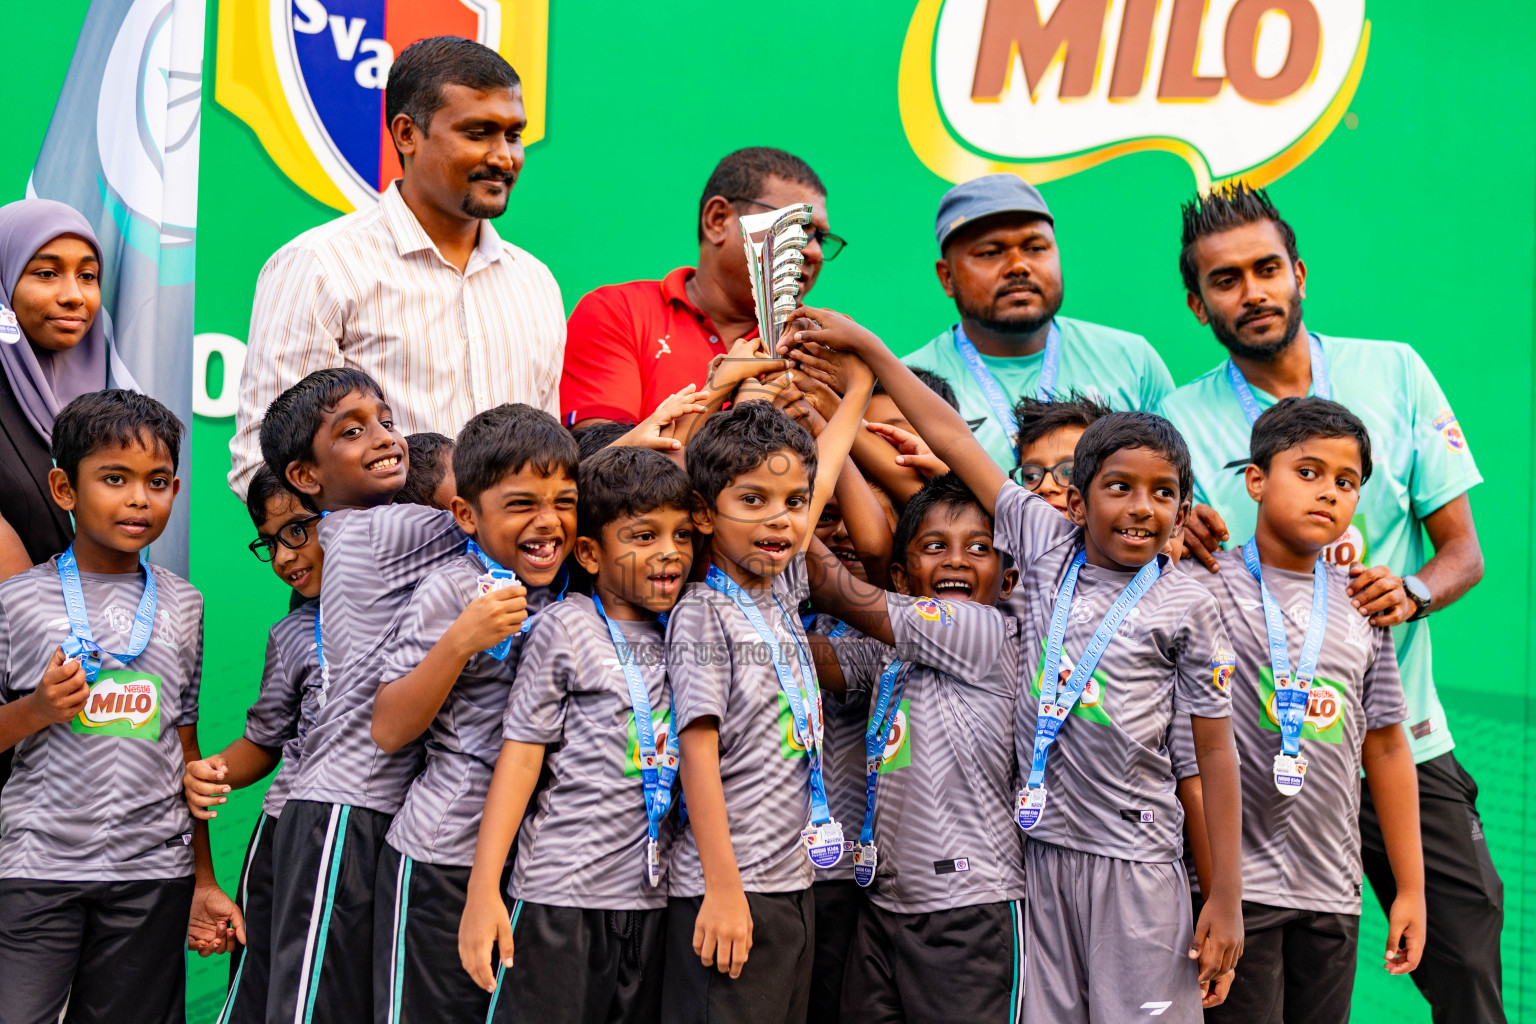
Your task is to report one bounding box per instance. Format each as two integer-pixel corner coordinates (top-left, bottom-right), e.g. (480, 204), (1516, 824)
(903, 174), (1174, 471)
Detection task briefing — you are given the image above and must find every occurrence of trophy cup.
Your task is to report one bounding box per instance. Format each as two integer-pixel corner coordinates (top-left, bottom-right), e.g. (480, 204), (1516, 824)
(740, 203), (814, 355)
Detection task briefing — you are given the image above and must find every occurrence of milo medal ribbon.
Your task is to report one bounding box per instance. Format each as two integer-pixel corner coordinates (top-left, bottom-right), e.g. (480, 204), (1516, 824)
(1242, 538), (1329, 797)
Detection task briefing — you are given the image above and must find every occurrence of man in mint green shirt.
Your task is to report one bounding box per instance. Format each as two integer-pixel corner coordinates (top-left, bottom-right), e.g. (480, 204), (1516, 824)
(903, 174), (1173, 471)
(1159, 184), (1499, 1024)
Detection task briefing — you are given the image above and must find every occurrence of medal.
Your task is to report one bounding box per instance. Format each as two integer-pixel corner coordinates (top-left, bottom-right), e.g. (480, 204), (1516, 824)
(1272, 753), (1306, 796)
(0, 307), (20, 344)
(803, 821), (845, 869)
(1016, 786), (1048, 830)
(853, 842), (879, 887)
(645, 837), (662, 888)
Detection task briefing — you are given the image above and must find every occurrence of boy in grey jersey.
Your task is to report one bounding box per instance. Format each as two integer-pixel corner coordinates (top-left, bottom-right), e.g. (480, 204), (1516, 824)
(368, 404), (578, 1023)
(802, 473), (1029, 1023)
(778, 309), (1245, 1023)
(460, 447), (695, 1024)
(0, 391), (241, 1024)
(182, 469), (327, 1024)
(661, 382), (872, 1024)
(1183, 398), (1424, 1023)
(255, 367), (472, 1024)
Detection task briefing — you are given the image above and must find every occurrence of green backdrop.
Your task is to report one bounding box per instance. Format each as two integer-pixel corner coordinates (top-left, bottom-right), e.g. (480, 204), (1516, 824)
(3, 3), (1532, 1021)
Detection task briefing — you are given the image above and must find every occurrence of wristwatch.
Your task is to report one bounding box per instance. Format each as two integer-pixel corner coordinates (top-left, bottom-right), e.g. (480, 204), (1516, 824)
(1402, 574), (1432, 621)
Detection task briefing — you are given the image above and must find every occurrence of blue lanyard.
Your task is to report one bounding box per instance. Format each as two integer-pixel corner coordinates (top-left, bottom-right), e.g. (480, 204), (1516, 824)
(1020, 550), (1159, 821)
(705, 564), (833, 827)
(1241, 538), (1328, 760)
(851, 658), (908, 891)
(1226, 332), (1331, 427)
(952, 321), (1061, 457)
(466, 540), (568, 660)
(57, 546), (156, 684)
(313, 606), (327, 695)
(592, 596), (678, 844)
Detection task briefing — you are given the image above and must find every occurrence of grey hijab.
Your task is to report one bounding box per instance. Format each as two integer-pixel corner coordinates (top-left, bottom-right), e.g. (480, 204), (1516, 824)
(0, 198), (111, 443)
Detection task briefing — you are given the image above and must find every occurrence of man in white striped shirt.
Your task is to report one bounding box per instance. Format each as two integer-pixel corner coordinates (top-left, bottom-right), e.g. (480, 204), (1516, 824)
(228, 36), (565, 499)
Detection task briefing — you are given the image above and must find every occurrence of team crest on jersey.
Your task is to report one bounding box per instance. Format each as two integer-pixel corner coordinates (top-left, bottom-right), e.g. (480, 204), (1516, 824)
(72, 671), (162, 740)
(1432, 407), (1468, 453)
(913, 598), (956, 625)
(216, 0), (547, 212)
(1209, 647), (1235, 692)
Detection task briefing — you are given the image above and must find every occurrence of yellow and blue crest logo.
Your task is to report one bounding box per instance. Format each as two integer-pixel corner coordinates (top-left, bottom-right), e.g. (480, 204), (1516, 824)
(215, 0), (547, 212)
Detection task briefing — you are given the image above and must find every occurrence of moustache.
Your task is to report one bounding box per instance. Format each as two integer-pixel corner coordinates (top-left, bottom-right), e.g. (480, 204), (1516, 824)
(1237, 305), (1287, 327)
(995, 281), (1041, 299)
(469, 170), (514, 184)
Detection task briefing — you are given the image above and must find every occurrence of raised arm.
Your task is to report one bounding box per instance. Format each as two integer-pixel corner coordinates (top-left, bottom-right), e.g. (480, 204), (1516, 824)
(805, 537), (894, 645)
(802, 353), (874, 548)
(784, 307), (1007, 516)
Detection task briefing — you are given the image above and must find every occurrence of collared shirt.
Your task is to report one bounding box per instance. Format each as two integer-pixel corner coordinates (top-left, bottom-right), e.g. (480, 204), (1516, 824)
(560, 266), (756, 425)
(228, 182), (566, 497)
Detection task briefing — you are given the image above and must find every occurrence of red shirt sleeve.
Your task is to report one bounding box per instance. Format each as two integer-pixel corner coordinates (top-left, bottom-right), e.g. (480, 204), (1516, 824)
(560, 286), (646, 424)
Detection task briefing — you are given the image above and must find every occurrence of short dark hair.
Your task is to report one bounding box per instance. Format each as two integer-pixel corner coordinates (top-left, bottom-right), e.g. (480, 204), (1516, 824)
(1072, 411), (1193, 505)
(259, 367), (386, 494)
(1013, 389), (1113, 460)
(578, 447), (694, 539)
(453, 404), (579, 508)
(51, 389), (183, 483)
(698, 147), (826, 242)
(686, 401), (818, 510)
(1250, 397), (1373, 483)
(570, 420), (633, 461)
(874, 368), (960, 412)
(385, 36), (520, 157)
(1179, 182), (1301, 295)
(892, 473), (991, 568)
(245, 465), (301, 528)
(394, 432), (456, 507)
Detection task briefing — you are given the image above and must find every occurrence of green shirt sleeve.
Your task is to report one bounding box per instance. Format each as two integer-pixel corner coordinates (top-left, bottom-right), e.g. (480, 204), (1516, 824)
(1403, 347), (1483, 517)
(1138, 345), (1176, 412)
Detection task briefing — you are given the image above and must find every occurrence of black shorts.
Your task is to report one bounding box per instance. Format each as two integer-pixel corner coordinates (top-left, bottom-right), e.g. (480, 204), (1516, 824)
(1204, 901), (1359, 1024)
(265, 799), (392, 1024)
(373, 843), (492, 1024)
(0, 874), (194, 1024)
(661, 891), (814, 1024)
(809, 879), (867, 1023)
(840, 897), (1024, 1024)
(485, 900), (667, 1024)
(218, 812), (279, 1024)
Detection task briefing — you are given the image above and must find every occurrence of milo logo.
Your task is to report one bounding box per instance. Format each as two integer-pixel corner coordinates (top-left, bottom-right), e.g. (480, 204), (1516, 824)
(624, 709), (672, 778)
(1259, 669), (1344, 744)
(72, 670), (161, 740)
(878, 700), (913, 774)
(1318, 517), (1369, 568)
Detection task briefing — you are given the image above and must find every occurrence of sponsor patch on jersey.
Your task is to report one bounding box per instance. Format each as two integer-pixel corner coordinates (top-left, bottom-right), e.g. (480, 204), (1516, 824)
(913, 598), (956, 625)
(624, 709), (673, 778)
(933, 857), (970, 874)
(72, 671), (162, 740)
(1260, 672), (1346, 743)
(1433, 407), (1468, 453)
(1209, 647), (1236, 692)
(877, 700), (912, 773)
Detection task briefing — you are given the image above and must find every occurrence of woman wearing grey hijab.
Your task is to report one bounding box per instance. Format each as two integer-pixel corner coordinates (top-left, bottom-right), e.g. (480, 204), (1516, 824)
(0, 198), (118, 568)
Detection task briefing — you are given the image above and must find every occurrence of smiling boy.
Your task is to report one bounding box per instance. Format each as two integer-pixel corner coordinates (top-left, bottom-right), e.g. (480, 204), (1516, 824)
(801, 472), (1028, 1022)
(661, 369), (871, 1024)
(783, 307), (1244, 1023)
(366, 403), (577, 1022)
(0, 391), (241, 1024)
(461, 446), (696, 1024)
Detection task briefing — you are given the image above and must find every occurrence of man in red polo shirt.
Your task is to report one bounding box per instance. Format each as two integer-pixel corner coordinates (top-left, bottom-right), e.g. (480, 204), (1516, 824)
(560, 147), (843, 426)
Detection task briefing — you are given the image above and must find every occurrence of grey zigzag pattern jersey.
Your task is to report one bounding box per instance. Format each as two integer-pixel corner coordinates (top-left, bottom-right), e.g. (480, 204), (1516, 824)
(384, 554), (563, 866)
(290, 505), (465, 813)
(503, 595), (673, 910)
(665, 554), (815, 897)
(0, 558), (202, 881)
(838, 595), (1027, 914)
(1190, 548), (1406, 914)
(994, 482), (1232, 863)
(805, 613), (877, 885)
(244, 599), (323, 818)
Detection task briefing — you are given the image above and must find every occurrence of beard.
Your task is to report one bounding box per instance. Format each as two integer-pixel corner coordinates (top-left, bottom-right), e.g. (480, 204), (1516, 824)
(955, 281), (1063, 338)
(1208, 287), (1304, 362)
(461, 173), (513, 219)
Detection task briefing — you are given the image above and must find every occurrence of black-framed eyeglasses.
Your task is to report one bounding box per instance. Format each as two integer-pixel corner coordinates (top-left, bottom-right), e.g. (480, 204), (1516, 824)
(249, 513), (324, 562)
(727, 197), (847, 260)
(1011, 458), (1074, 492)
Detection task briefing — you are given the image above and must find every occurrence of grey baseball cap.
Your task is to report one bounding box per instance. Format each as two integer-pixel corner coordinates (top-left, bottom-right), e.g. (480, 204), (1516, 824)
(935, 173), (1053, 251)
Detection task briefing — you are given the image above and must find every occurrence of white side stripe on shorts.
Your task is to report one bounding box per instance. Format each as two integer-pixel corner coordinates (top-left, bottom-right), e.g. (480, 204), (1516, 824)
(292, 805), (342, 1024)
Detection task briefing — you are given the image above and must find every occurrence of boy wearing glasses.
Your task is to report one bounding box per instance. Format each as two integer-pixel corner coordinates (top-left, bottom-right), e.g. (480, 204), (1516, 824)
(182, 466), (326, 1024)
(1009, 392), (1112, 514)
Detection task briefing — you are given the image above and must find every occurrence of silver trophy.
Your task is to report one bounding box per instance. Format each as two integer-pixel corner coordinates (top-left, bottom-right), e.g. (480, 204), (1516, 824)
(741, 203), (814, 354)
